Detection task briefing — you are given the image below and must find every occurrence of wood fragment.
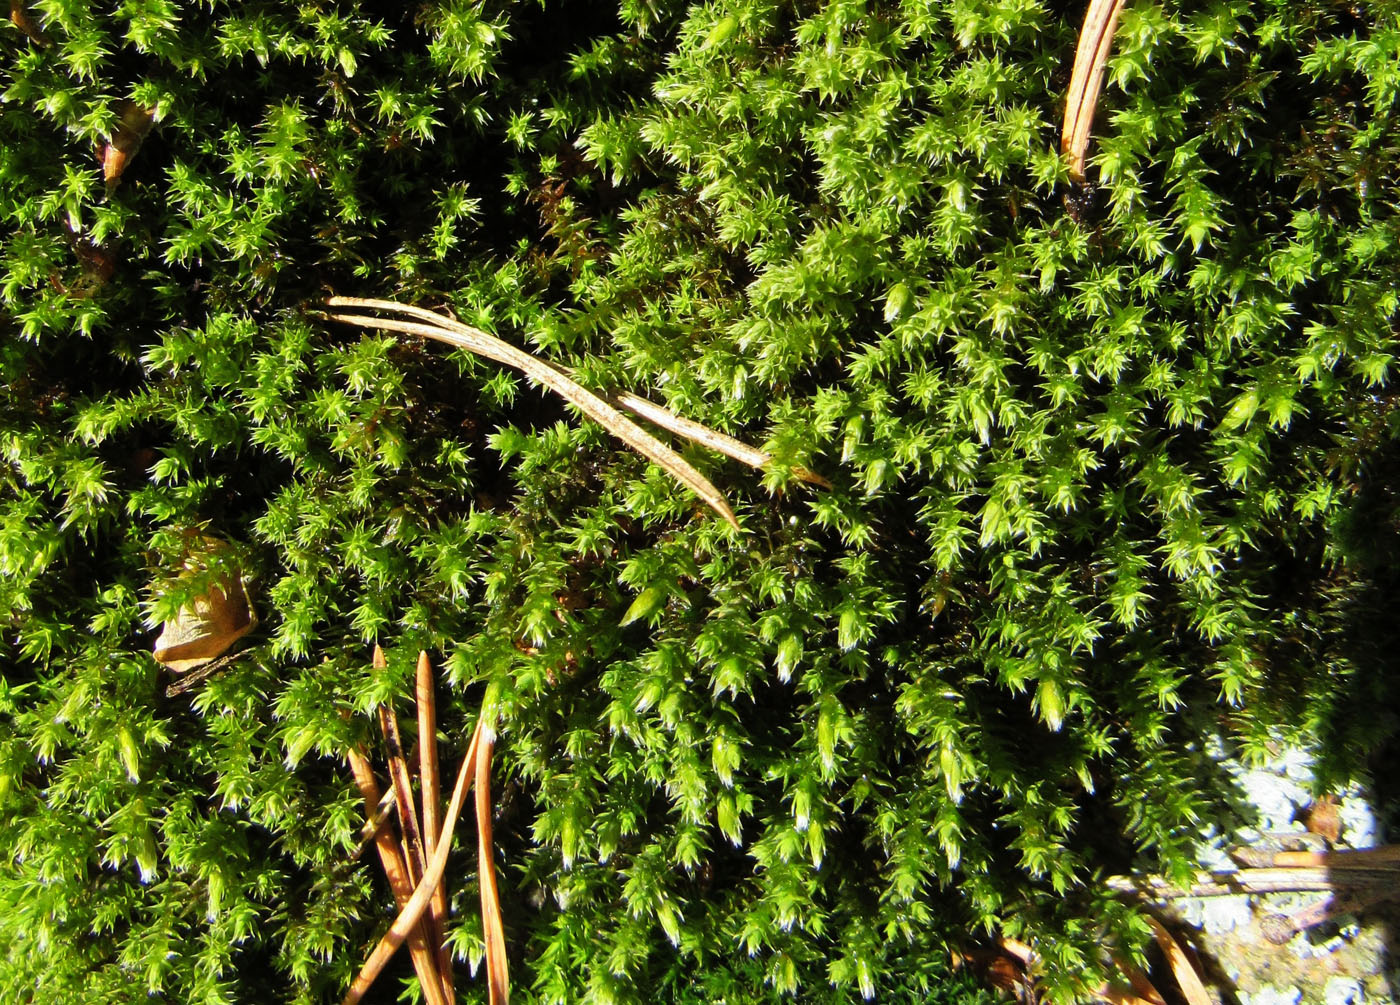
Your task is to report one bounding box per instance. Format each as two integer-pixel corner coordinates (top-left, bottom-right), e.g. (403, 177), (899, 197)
(342, 720), (484, 1005)
(1260, 884), (1399, 944)
(325, 299), (741, 529)
(1061, 0), (1128, 180)
(346, 745), (450, 1005)
(417, 651), (453, 997)
(1265, 845), (1400, 870)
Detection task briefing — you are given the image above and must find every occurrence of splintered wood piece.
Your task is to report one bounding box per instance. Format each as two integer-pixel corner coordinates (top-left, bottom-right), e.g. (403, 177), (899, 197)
(417, 651), (453, 995)
(325, 298), (740, 529)
(346, 746), (451, 1005)
(477, 730), (509, 1005)
(1061, 0), (1128, 180)
(343, 721), (485, 1005)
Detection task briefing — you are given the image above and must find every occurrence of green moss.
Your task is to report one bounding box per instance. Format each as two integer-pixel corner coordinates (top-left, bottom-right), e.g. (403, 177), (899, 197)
(2, 0), (1399, 1001)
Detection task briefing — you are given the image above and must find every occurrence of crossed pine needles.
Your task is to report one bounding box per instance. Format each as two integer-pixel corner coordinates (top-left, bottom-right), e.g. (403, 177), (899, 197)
(344, 648), (507, 1005)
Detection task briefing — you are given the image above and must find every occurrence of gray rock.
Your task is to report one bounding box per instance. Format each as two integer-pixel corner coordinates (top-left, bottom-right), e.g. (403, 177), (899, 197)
(1324, 977), (1364, 1005)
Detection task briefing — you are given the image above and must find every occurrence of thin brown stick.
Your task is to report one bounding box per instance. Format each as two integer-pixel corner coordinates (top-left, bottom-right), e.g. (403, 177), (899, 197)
(1238, 845), (1400, 870)
(343, 720), (484, 1005)
(346, 746), (450, 1005)
(595, 385), (831, 489)
(324, 300), (740, 529)
(1106, 866), (1397, 900)
(417, 651), (453, 997)
(477, 729), (509, 1005)
(1061, 0), (1128, 180)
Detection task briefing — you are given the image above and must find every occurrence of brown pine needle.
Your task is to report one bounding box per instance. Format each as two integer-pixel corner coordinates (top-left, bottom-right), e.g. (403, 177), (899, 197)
(343, 719), (485, 1005)
(374, 647), (430, 888)
(417, 651), (453, 996)
(1061, 0), (1128, 180)
(345, 787), (397, 865)
(476, 729), (509, 1005)
(324, 298), (740, 529)
(1147, 919), (1210, 1005)
(346, 745), (451, 1005)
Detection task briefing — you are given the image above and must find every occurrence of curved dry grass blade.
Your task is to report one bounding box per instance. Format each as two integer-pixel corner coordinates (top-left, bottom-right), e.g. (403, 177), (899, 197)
(416, 651), (453, 998)
(343, 722), (484, 1005)
(476, 731), (509, 1005)
(1061, 0), (1128, 180)
(1147, 918), (1211, 1005)
(346, 746), (450, 1005)
(597, 386), (832, 489)
(324, 302), (739, 529)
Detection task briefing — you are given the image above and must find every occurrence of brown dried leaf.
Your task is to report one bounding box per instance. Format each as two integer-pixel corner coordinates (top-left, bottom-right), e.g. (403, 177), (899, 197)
(100, 102), (156, 184)
(152, 576), (255, 672)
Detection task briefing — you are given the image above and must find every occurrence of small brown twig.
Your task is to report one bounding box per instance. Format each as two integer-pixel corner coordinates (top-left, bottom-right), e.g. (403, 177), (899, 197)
(1105, 866), (1398, 900)
(1230, 844), (1400, 871)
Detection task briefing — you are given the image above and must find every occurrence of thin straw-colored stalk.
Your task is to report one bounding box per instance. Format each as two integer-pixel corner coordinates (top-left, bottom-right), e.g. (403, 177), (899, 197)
(417, 651), (453, 995)
(346, 747), (450, 1005)
(343, 721), (484, 1005)
(325, 299), (739, 529)
(595, 385), (831, 489)
(476, 731), (509, 1005)
(1061, 0), (1128, 180)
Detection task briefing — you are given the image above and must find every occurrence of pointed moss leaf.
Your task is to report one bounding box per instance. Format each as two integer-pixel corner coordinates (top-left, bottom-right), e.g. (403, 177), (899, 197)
(703, 15), (737, 50)
(620, 585), (667, 627)
(883, 282), (912, 322)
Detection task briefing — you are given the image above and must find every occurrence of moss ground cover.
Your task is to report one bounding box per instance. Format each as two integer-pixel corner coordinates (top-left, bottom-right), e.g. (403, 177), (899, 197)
(2, 1), (1399, 1001)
